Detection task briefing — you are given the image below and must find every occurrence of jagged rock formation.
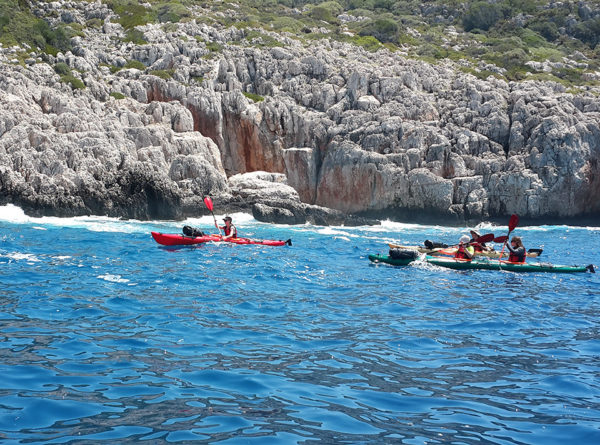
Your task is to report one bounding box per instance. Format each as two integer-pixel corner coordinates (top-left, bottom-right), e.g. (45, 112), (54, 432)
(1, 1), (599, 224)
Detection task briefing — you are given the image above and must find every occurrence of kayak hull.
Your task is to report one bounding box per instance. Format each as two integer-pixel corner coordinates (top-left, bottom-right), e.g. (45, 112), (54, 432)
(426, 256), (590, 273)
(369, 253), (592, 273)
(388, 244), (542, 258)
(151, 232), (290, 247)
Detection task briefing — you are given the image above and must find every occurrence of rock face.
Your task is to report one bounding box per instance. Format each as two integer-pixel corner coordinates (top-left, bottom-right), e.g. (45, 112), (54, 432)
(1, 1), (599, 224)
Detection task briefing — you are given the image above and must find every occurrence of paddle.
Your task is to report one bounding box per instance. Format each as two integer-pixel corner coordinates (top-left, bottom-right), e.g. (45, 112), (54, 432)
(427, 233), (495, 255)
(498, 214), (519, 260)
(472, 233), (494, 244)
(203, 196), (223, 237)
(493, 236), (508, 243)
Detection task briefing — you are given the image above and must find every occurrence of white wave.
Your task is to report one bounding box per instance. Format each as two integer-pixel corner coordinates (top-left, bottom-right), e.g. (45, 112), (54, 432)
(181, 211), (256, 229)
(316, 227), (359, 238)
(52, 255), (72, 260)
(334, 236), (351, 242)
(97, 274), (130, 283)
(1, 252), (41, 262)
(0, 204), (30, 223)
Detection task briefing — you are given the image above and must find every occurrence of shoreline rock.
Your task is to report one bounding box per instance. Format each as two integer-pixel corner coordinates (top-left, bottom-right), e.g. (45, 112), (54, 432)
(1, 2), (599, 226)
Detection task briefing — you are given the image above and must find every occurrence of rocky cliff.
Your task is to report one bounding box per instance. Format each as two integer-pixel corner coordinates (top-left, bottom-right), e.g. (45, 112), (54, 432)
(1, 1), (599, 225)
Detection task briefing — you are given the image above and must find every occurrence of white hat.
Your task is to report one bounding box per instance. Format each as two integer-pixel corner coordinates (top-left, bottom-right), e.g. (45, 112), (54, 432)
(460, 235), (470, 244)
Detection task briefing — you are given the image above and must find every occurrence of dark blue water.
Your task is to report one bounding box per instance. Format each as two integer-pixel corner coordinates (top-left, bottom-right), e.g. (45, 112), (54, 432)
(1, 204), (599, 444)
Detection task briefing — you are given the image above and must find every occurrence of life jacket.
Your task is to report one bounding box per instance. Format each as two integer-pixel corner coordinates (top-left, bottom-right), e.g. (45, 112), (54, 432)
(472, 242), (484, 252)
(455, 245), (473, 260)
(508, 250), (525, 263)
(223, 224), (237, 237)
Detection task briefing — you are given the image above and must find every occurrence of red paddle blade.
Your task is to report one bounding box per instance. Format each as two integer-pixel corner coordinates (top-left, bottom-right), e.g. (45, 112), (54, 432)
(508, 214), (519, 232)
(476, 233), (495, 243)
(494, 236), (508, 243)
(203, 196), (214, 212)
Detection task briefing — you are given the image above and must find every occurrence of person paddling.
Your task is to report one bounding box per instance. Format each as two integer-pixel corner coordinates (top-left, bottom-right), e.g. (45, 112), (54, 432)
(469, 230), (492, 252)
(503, 236), (526, 263)
(455, 235), (474, 260)
(216, 216), (237, 240)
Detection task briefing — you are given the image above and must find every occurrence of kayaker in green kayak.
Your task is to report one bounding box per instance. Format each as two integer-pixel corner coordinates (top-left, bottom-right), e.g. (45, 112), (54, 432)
(215, 216), (238, 240)
(469, 230), (493, 253)
(455, 235), (475, 260)
(504, 236), (526, 263)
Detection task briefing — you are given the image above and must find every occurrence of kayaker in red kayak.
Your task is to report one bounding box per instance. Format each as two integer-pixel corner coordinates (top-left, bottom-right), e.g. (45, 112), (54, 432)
(455, 235), (475, 260)
(215, 216), (237, 240)
(504, 236), (526, 263)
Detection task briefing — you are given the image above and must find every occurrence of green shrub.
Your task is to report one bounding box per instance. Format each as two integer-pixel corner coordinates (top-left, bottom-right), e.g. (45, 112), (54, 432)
(86, 17), (104, 29)
(351, 34), (382, 51)
(358, 18), (398, 43)
(157, 2), (190, 23)
(0, 1), (74, 54)
(124, 59), (146, 70)
(123, 29), (147, 44)
(149, 69), (175, 79)
(162, 22), (179, 33)
(309, 2), (342, 24)
(54, 62), (71, 75)
(463, 1), (503, 32)
(60, 74), (85, 89)
(107, 0), (156, 30)
(270, 16), (303, 32)
(348, 0), (375, 9)
(206, 41), (223, 52)
(245, 30), (283, 47)
(243, 91), (265, 102)
(110, 91), (126, 99)
(519, 28), (546, 48)
(572, 18), (600, 49)
(528, 21), (559, 42)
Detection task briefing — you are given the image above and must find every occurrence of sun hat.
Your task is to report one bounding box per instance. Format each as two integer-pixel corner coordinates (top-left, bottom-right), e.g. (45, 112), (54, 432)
(460, 235), (470, 244)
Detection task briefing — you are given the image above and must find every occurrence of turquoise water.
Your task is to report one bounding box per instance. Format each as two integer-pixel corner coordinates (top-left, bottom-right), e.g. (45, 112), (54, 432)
(1, 204), (599, 444)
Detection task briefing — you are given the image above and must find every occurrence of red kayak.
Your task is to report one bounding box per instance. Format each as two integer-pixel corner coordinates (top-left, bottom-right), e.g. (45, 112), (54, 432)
(151, 232), (292, 247)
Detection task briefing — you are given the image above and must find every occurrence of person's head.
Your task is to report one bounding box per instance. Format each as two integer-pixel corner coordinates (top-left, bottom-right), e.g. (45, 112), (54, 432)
(470, 230), (480, 240)
(511, 236), (523, 248)
(223, 216), (232, 225)
(459, 235), (470, 244)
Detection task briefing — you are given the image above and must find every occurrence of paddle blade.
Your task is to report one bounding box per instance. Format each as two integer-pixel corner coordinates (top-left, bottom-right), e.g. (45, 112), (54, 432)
(203, 196), (214, 212)
(494, 236), (508, 243)
(476, 233), (495, 244)
(508, 214), (519, 232)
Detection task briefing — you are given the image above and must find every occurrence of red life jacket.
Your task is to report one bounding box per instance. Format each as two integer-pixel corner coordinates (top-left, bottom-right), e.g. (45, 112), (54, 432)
(455, 245), (472, 260)
(508, 251), (525, 263)
(223, 224), (237, 237)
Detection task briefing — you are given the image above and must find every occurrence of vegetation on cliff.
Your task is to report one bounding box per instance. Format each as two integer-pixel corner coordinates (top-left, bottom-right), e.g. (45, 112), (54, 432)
(1, 1), (598, 86)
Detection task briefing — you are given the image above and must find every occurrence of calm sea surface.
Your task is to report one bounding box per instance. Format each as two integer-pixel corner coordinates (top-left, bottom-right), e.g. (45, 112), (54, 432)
(1, 204), (599, 444)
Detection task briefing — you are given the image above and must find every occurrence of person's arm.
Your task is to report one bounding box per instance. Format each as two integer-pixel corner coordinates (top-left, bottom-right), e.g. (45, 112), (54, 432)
(465, 245), (474, 259)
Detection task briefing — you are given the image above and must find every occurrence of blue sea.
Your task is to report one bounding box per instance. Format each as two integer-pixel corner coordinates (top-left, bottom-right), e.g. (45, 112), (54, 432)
(1, 204), (599, 444)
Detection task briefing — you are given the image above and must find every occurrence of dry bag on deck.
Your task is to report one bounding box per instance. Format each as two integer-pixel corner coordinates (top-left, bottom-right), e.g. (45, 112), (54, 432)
(182, 225), (205, 237)
(389, 248), (419, 260)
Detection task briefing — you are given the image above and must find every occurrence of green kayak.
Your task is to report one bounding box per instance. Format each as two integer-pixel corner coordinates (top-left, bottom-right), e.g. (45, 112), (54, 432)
(368, 254), (595, 274)
(368, 253), (416, 267)
(425, 256), (594, 273)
